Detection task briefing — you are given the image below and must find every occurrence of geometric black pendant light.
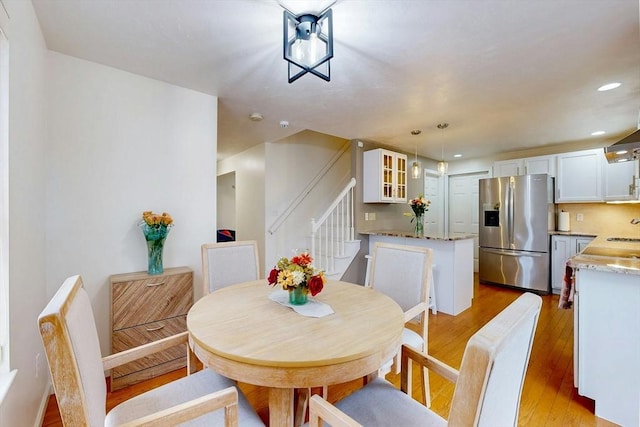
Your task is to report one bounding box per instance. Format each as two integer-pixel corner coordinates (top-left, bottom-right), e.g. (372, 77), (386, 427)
(283, 7), (333, 83)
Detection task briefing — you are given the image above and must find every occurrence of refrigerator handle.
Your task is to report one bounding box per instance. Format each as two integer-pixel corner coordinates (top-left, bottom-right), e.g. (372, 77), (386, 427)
(508, 177), (515, 248)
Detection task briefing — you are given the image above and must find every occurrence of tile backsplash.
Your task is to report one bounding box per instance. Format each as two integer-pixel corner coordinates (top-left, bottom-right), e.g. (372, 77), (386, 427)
(557, 203), (640, 237)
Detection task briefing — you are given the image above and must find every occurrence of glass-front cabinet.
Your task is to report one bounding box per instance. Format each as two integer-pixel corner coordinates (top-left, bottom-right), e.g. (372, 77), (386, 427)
(363, 148), (407, 203)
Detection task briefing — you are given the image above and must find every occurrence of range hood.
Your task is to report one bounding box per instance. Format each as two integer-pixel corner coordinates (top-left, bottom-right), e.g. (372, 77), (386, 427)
(604, 129), (640, 163)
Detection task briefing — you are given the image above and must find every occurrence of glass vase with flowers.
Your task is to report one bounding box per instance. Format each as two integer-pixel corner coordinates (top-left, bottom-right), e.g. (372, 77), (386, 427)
(404, 195), (431, 237)
(267, 251), (325, 305)
(139, 211), (173, 275)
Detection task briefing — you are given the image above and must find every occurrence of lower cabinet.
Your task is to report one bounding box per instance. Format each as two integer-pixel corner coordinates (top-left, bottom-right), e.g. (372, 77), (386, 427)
(574, 268), (640, 426)
(109, 266), (193, 390)
(550, 235), (594, 294)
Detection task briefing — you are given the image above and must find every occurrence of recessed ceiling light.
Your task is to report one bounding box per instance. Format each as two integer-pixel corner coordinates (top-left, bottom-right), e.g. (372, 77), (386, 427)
(249, 113), (263, 121)
(453, 154), (462, 158)
(591, 130), (605, 136)
(597, 82), (621, 91)
(410, 130), (422, 135)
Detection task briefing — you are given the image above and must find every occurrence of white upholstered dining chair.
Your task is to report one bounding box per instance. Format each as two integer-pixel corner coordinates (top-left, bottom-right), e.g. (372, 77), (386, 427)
(38, 275), (264, 427)
(201, 240), (260, 295)
(308, 292), (543, 427)
(368, 242), (433, 405)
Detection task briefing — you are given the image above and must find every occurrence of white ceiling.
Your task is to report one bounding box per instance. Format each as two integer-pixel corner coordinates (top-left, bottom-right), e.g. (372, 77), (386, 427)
(31, 0), (640, 162)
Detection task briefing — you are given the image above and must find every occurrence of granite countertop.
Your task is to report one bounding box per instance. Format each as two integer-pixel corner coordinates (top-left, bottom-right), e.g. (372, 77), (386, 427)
(549, 231), (598, 237)
(359, 230), (475, 241)
(569, 235), (640, 275)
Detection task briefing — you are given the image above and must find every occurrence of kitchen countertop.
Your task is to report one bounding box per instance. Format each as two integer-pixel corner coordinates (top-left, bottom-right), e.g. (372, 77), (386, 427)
(549, 231), (597, 237)
(569, 235), (640, 275)
(359, 230), (475, 241)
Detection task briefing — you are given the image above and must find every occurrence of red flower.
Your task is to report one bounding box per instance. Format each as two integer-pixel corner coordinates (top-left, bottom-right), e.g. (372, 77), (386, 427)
(308, 276), (324, 296)
(267, 268), (279, 285)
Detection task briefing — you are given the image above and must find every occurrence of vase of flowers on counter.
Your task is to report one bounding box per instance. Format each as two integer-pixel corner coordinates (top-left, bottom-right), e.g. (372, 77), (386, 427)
(404, 195), (431, 237)
(267, 251), (325, 305)
(139, 211), (173, 275)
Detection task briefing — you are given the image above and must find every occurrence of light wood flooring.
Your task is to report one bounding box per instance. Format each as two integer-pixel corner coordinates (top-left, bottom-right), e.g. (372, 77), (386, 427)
(42, 275), (618, 426)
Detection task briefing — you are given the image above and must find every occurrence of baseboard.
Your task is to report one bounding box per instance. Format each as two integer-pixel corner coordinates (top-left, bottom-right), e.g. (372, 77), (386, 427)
(33, 383), (52, 427)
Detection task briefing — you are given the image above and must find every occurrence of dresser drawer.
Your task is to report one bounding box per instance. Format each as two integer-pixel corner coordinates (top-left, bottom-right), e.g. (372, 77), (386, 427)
(111, 315), (187, 379)
(111, 269), (192, 330)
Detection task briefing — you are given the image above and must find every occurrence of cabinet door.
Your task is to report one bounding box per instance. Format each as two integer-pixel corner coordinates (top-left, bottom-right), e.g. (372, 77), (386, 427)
(556, 149), (603, 202)
(524, 155), (556, 177)
(551, 236), (571, 294)
(394, 153), (407, 202)
(493, 159), (523, 177)
(381, 150), (395, 201)
(604, 160), (638, 201)
(574, 237), (593, 254)
(363, 149), (408, 203)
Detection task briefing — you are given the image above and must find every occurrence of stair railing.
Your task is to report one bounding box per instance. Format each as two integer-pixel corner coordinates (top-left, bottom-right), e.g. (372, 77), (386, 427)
(310, 177), (356, 274)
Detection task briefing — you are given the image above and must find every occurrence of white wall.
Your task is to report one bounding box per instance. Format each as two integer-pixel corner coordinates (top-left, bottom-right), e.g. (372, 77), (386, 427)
(217, 130), (350, 277)
(264, 130), (349, 270)
(0, 1), (50, 425)
(46, 52), (218, 358)
(216, 172), (236, 231)
(218, 143), (266, 277)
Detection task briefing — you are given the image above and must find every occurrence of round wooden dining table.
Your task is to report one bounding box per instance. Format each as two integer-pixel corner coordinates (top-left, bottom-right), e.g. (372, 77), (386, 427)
(187, 279), (404, 427)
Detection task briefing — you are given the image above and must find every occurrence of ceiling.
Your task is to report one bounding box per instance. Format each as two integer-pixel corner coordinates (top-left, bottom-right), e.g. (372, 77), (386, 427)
(31, 0), (640, 163)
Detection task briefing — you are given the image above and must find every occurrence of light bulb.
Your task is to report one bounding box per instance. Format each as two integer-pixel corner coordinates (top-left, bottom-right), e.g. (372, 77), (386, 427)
(411, 161), (421, 179)
(437, 161), (448, 176)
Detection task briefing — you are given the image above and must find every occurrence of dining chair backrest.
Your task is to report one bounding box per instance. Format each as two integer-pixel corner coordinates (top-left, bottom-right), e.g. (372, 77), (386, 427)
(369, 242), (432, 323)
(202, 240), (260, 295)
(38, 275), (107, 426)
(449, 292), (542, 426)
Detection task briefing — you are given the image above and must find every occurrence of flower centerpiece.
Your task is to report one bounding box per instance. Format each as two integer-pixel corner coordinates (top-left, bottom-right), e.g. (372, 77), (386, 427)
(404, 195), (430, 236)
(139, 211), (173, 275)
(267, 251), (325, 305)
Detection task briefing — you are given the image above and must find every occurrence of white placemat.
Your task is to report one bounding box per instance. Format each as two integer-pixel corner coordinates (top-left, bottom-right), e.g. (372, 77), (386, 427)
(268, 289), (335, 318)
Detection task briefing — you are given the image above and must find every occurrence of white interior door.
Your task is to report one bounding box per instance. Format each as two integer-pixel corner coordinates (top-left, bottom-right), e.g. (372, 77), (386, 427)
(448, 171), (490, 272)
(423, 169), (444, 236)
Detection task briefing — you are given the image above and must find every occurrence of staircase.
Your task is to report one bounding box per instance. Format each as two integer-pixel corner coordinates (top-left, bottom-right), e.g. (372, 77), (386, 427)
(310, 178), (360, 280)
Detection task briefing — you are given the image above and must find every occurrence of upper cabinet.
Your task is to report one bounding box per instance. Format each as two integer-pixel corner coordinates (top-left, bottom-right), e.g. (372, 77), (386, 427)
(556, 148), (639, 203)
(493, 159), (523, 177)
(493, 155), (556, 177)
(604, 159), (638, 201)
(363, 148), (407, 203)
(525, 155), (556, 176)
(556, 149), (603, 202)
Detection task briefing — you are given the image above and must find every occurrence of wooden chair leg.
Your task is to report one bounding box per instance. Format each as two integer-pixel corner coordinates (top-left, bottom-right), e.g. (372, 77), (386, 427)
(421, 365), (431, 407)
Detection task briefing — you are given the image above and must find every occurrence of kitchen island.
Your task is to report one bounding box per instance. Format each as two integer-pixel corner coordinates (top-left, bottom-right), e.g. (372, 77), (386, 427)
(568, 236), (640, 427)
(362, 231), (475, 316)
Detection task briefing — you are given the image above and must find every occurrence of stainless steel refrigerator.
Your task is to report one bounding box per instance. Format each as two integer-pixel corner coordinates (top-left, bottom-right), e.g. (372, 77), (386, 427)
(479, 174), (555, 293)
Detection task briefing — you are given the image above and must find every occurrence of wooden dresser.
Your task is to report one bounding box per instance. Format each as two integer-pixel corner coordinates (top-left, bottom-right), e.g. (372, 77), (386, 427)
(109, 266), (193, 390)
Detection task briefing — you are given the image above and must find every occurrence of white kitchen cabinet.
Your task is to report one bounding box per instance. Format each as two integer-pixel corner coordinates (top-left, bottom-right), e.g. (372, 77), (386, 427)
(604, 158), (638, 201)
(363, 148), (407, 203)
(493, 155), (556, 177)
(493, 159), (524, 177)
(550, 235), (571, 294)
(524, 155), (556, 177)
(556, 149), (604, 202)
(575, 268), (640, 426)
(550, 234), (594, 294)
